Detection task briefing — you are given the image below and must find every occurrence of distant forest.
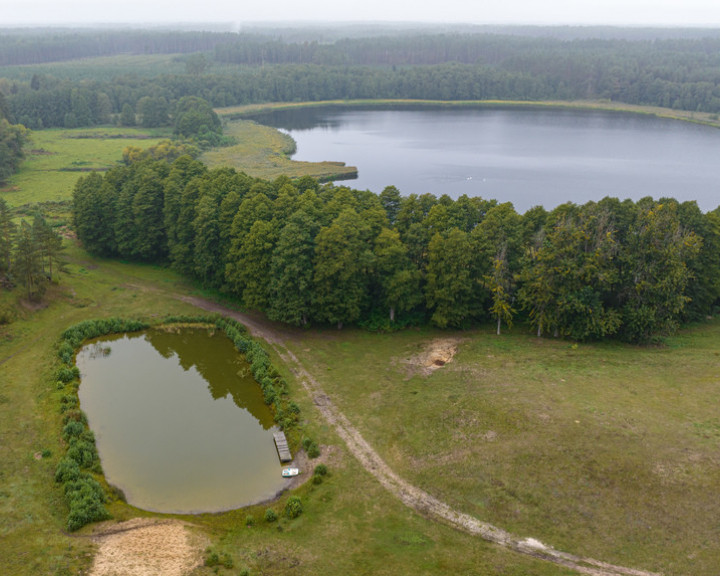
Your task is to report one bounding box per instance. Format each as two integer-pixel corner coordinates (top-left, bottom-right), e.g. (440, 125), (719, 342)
(5, 28), (720, 129)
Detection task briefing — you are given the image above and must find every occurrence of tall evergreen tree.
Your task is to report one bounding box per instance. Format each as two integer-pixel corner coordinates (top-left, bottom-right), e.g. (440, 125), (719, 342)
(425, 228), (479, 328)
(13, 220), (44, 300)
(313, 209), (374, 329)
(267, 211), (319, 326)
(0, 198), (16, 279)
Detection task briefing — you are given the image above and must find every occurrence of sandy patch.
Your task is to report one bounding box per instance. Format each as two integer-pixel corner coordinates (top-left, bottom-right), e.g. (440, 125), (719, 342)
(89, 518), (205, 576)
(402, 338), (462, 376)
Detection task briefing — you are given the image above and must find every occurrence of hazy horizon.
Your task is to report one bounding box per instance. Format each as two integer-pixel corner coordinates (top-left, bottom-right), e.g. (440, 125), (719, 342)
(5, 0), (720, 29)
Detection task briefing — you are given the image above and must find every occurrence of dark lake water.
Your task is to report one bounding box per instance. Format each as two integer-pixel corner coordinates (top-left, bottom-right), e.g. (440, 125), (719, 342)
(255, 107), (720, 213)
(76, 328), (286, 513)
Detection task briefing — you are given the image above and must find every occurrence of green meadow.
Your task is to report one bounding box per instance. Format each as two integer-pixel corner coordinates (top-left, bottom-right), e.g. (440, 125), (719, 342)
(2, 126), (171, 209)
(1, 113), (719, 576)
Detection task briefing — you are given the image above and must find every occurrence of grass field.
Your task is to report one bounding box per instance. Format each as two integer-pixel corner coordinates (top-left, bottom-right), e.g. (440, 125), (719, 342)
(1, 126), (171, 209)
(2, 104), (720, 576)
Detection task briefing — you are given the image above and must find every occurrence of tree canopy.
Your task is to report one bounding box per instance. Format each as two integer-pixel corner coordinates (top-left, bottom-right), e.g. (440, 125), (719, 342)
(72, 155), (720, 343)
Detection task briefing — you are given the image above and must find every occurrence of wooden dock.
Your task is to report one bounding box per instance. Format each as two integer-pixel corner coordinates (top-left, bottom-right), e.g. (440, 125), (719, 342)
(273, 431), (292, 463)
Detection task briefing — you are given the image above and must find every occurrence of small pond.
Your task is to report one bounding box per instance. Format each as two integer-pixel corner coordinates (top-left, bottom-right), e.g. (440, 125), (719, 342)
(76, 327), (287, 513)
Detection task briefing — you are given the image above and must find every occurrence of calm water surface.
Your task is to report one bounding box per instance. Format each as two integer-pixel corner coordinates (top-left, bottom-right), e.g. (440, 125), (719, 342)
(256, 107), (720, 212)
(76, 328), (286, 513)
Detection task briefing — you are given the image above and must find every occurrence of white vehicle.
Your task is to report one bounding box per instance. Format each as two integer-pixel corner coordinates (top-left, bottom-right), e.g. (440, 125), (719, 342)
(281, 467), (300, 477)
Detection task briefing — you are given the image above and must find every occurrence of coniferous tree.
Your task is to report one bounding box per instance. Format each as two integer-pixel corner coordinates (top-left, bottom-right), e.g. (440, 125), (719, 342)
(0, 198), (16, 280)
(13, 220), (44, 300)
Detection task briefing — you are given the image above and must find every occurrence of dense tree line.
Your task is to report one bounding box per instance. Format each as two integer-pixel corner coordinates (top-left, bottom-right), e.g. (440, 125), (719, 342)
(0, 92), (28, 182)
(0, 29), (236, 66)
(8, 31), (720, 129)
(72, 157), (720, 343)
(0, 198), (64, 300)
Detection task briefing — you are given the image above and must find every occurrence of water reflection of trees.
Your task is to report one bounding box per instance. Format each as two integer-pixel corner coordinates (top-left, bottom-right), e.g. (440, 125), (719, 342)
(143, 328), (274, 429)
(84, 342), (112, 360)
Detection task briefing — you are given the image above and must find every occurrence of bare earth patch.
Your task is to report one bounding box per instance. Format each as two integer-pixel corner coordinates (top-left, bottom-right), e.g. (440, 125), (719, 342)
(403, 338), (462, 376)
(89, 519), (205, 576)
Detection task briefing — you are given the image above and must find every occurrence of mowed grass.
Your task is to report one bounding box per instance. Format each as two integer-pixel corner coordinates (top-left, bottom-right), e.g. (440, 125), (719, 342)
(1, 126), (171, 208)
(202, 119), (358, 182)
(284, 325), (720, 576)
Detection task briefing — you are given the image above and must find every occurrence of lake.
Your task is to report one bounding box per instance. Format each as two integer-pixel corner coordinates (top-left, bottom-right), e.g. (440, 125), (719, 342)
(76, 328), (287, 513)
(254, 107), (720, 213)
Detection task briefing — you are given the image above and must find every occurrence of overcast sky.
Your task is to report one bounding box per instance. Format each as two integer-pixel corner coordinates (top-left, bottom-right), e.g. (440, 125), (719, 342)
(4, 0), (720, 28)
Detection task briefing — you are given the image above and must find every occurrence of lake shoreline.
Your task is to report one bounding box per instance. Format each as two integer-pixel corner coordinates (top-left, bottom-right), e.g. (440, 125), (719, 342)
(217, 98), (720, 130)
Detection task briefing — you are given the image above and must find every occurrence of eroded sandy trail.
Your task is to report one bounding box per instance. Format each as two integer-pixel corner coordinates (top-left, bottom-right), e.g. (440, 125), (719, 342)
(182, 296), (662, 576)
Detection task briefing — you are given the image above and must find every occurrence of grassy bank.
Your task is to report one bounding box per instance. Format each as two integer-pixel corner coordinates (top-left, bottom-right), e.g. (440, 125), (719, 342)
(202, 119), (358, 182)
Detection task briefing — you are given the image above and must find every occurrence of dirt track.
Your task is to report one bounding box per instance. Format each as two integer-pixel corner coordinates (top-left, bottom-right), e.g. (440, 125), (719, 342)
(180, 296), (662, 576)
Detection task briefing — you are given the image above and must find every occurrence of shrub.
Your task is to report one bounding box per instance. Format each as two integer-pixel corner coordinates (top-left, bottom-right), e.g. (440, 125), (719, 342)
(66, 438), (98, 469)
(313, 464), (328, 477)
(57, 341), (75, 365)
(62, 420), (85, 441)
(245, 514), (255, 527)
(56, 365), (80, 383)
(264, 508), (277, 523)
(64, 475), (110, 531)
(312, 474), (323, 485)
(307, 442), (320, 459)
(284, 496), (303, 519)
(62, 408), (87, 425)
(204, 550), (220, 567)
(55, 457), (81, 483)
(204, 549), (233, 569)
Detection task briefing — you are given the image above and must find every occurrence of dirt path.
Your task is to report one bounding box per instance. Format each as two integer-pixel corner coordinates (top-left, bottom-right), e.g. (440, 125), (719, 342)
(181, 296), (662, 576)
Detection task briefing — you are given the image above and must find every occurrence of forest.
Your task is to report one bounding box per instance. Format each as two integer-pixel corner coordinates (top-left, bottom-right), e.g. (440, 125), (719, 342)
(71, 153), (720, 343)
(5, 28), (720, 129)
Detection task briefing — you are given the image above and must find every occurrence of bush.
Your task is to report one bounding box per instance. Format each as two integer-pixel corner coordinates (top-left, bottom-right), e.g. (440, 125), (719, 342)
(57, 341), (75, 365)
(55, 457), (81, 483)
(284, 495), (303, 519)
(64, 475), (110, 531)
(56, 365), (80, 383)
(245, 514), (255, 527)
(204, 549), (233, 569)
(307, 442), (320, 459)
(66, 438), (98, 469)
(264, 508), (277, 523)
(62, 420), (85, 441)
(313, 464), (328, 477)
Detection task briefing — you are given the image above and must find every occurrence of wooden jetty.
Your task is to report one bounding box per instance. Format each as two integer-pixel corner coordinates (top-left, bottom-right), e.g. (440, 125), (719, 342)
(273, 431), (292, 463)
